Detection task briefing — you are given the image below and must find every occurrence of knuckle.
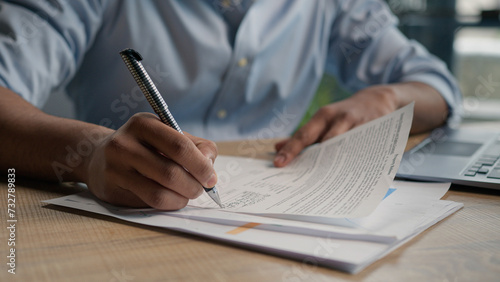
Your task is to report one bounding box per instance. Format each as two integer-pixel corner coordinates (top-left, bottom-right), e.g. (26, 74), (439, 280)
(160, 165), (183, 186)
(147, 190), (168, 209)
(206, 140), (218, 158)
(342, 111), (355, 123)
(127, 113), (156, 131)
(129, 112), (150, 122)
(292, 129), (309, 143)
(195, 157), (216, 182)
(347, 113), (363, 127)
(316, 106), (331, 117)
(104, 135), (127, 157)
(127, 113), (144, 127)
(159, 166), (205, 199)
(169, 137), (193, 158)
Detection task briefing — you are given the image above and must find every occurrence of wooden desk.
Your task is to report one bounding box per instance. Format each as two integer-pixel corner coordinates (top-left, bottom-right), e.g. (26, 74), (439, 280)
(1, 138), (500, 281)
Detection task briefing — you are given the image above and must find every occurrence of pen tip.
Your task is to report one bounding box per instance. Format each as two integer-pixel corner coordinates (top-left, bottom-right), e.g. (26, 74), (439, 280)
(206, 187), (224, 208)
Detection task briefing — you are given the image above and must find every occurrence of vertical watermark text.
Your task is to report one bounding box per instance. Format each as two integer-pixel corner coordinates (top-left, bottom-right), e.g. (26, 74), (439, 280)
(6, 168), (17, 274)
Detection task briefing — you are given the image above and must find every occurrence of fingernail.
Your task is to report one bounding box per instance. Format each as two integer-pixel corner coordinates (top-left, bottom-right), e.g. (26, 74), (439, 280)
(274, 153), (286, 165)
(206, 173), (217, 188)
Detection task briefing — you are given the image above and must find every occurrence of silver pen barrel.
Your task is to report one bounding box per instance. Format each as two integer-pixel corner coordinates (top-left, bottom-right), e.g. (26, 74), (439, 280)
(119, 48), (182, 134)
(119, 48), (223, 208)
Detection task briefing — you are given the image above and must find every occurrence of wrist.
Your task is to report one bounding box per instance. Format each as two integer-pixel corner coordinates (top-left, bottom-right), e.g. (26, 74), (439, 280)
(55, 124), (113, 184)
(354, 84), (400, 112)
(391, 81), (448, 133)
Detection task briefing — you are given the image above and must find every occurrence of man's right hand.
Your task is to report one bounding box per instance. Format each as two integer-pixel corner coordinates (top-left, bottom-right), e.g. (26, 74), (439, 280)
(0, 87), (217, 211)
(85, 113), (218, 210)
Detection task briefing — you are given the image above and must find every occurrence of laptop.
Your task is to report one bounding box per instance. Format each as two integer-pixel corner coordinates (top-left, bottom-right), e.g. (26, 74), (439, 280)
(396, 126), (500, 189)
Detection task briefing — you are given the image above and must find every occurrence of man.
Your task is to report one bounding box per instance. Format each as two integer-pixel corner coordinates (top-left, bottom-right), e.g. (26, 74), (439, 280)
(0, 0), (461, 210)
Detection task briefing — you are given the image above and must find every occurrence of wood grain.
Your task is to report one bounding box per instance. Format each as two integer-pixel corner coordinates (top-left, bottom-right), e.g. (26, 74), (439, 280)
(1, 136), (499, 281)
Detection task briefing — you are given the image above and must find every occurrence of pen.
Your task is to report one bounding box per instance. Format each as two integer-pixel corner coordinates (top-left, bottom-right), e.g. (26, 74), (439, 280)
(119, 48), (223, 208)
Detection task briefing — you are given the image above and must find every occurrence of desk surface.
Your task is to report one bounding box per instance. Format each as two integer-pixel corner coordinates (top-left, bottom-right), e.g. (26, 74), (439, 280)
(1, 137), (500, 282)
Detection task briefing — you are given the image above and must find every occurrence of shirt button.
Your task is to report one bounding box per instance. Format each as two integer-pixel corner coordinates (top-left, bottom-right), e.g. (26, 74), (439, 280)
(217, 109), (227, 119)
(238, 57), (248, 67)
(221, 0), (231, 8)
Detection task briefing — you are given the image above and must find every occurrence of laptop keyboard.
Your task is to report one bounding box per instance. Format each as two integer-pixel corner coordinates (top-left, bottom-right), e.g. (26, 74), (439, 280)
(464, 142), (500, 179)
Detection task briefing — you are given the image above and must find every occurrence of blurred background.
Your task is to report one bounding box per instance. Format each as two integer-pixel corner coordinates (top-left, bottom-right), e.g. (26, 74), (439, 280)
(302, 0), (500, 127)
(43, 0), (500, 125)
(390, 0), (500, 122)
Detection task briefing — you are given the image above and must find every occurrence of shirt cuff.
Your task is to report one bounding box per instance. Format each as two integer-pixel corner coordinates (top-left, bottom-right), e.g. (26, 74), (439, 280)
(399, 73), (463, 128)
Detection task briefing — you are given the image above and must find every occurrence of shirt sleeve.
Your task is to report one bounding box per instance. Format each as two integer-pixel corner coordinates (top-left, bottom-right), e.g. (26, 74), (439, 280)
(326, 0), (463, 125)
(0, 0), (108, 107)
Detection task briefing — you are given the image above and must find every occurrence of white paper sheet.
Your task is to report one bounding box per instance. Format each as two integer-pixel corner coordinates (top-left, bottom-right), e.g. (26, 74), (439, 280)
(43, 180), (462, 274)
(191, 103), (414, 218)
(42, 103), (465, 273)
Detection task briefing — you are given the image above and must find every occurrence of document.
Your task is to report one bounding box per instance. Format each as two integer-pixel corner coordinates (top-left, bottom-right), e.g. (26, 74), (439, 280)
(43, 180), (462, 274)
(43, 103), (464, 273)
(191, 103), (414, 218)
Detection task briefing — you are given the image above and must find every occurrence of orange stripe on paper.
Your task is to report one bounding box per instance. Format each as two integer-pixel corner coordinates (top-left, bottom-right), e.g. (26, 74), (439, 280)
(226, 222), (261, 235)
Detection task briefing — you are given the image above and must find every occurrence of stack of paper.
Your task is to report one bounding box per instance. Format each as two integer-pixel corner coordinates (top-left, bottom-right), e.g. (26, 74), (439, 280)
(43, 104), (463, 273)
(43, 178), (461, 274)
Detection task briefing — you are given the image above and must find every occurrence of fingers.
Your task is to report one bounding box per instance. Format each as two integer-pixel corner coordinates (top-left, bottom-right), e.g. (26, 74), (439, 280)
(128, 113), (218, 188)
(274, 107), (355, 167)
(319, 118), (353, 142)
(104, 132), (204, 199)
(117, 170), (190, 210)
(274, 138), (289, 152)
(274, 86), (401, 168)
(87, 112), (218, 210)
(186, 132), (218, 165)
(101, 169), (190, 210)
(274, 112), (328, 167)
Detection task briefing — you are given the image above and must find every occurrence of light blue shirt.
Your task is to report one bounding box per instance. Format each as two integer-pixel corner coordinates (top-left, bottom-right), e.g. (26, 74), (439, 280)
(0, 0), (462, 141)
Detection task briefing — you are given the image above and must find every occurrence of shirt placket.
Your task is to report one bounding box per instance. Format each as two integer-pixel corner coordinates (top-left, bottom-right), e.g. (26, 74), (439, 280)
(204, 4), (258, 140)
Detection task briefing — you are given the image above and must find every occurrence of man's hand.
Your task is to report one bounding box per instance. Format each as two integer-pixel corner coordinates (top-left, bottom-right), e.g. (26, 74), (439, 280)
(274, 82), (448, 167)
(0, 87), (217, 211)
(86, 113), (218, 210)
